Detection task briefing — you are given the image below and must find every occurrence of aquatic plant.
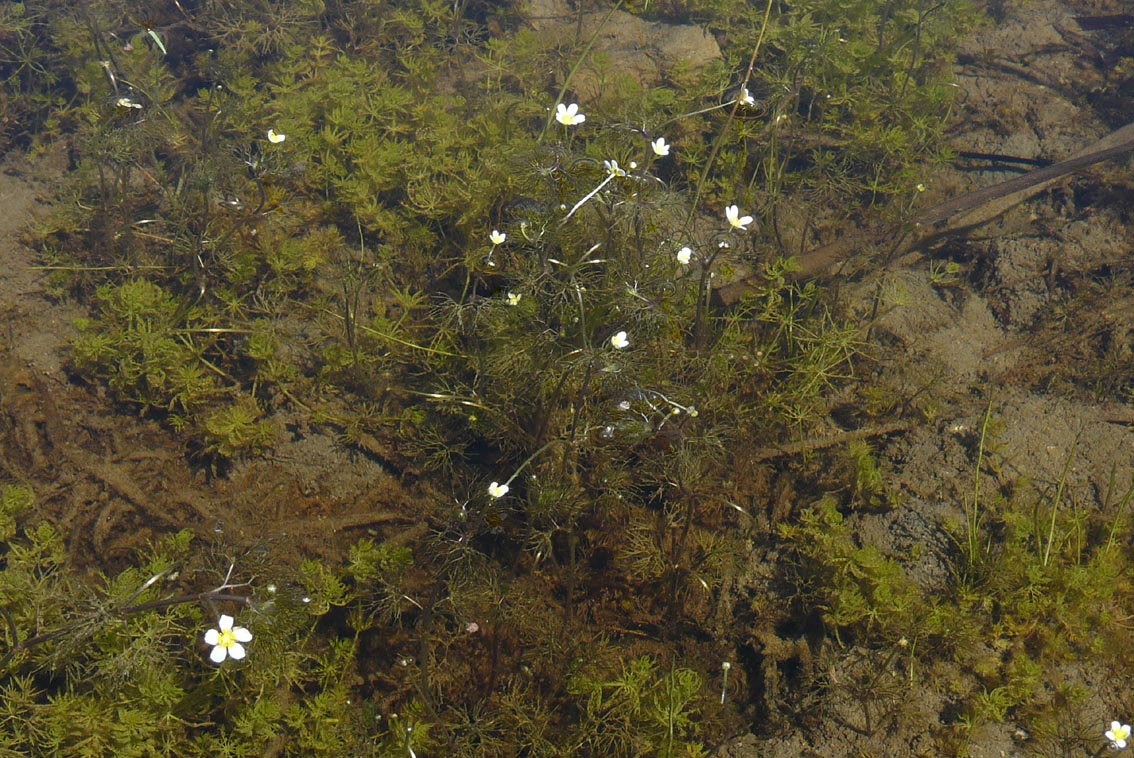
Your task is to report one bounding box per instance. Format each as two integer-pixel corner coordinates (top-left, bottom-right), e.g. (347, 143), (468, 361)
(2, 0), (1038, 754)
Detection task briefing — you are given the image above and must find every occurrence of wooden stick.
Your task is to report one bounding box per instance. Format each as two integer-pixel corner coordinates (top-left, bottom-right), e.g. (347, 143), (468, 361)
(717, 122), (1134, 304)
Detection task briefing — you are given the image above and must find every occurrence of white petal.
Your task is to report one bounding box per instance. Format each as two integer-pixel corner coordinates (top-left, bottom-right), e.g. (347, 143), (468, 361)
(204, 629), (220, 645)
(227, 643), (246, 660)
(209, 645), (228, 664)
(218, 614), (234, 631)
(233, 627), (253, 643)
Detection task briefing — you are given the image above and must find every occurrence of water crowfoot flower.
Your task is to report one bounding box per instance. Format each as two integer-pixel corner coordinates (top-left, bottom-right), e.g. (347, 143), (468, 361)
(506, 292), (521, 306)
(485, 229), (506, 267)
(488, 481), (510, 499)
(266, 129), (286, 144)
(204, 615), (252, 664)
(676, 246), (693, 265)
(562, 160), (626, 222)
(738, 87), (757, 108)
(725, 204), (753, 231)
(1107, 721), (1131, 749)
(555, 102), (585, 127)
(603, 159), (626, 178)
(650, 137), (670, 157)
(610, 331), (629, 350)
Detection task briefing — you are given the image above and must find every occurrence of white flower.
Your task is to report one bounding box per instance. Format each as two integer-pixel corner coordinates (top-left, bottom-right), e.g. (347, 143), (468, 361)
(739, 87), (756, 108)
(115, 96), (143, 110)
(490, 229), (506, 245)
(651, 137), (670, 157)
(488, 481), (510, 498)
(506, 292), (521, 306)
(266, 128), (286, 144)
(1108, 721), (1131, 749)
(204, 615), (252, 664)
(676, 246), (693, 265)
(725, 204), (753, 231)
(610, 331), (629, 350)
(604, 159), (626, 178)
(555, 102), (585, 127)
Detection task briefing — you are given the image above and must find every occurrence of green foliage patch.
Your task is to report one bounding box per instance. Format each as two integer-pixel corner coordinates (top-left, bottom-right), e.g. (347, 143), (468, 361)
(10, 0), (1085, 755)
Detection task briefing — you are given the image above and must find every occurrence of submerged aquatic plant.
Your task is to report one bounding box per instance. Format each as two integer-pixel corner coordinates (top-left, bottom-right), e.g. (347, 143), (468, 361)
(10, 0), (1012, 753)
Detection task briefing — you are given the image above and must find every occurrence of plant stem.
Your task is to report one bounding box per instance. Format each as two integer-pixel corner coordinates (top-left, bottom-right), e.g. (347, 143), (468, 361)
(1042, 431), (1079, 567)
(538, 1), (623, 144)
(967, 396), (994, 574)
(681, 0), (775, 235)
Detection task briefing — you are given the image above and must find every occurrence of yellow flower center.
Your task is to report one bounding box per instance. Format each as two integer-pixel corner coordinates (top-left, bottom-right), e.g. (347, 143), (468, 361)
(216, 629), (237, 649)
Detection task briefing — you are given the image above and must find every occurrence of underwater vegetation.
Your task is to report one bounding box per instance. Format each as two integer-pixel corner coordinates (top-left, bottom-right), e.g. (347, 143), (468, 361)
(4, 0), (1134, 755)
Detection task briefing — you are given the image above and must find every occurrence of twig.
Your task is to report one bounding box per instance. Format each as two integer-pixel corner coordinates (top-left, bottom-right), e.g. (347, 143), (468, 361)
(747, 420), (913, 461)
